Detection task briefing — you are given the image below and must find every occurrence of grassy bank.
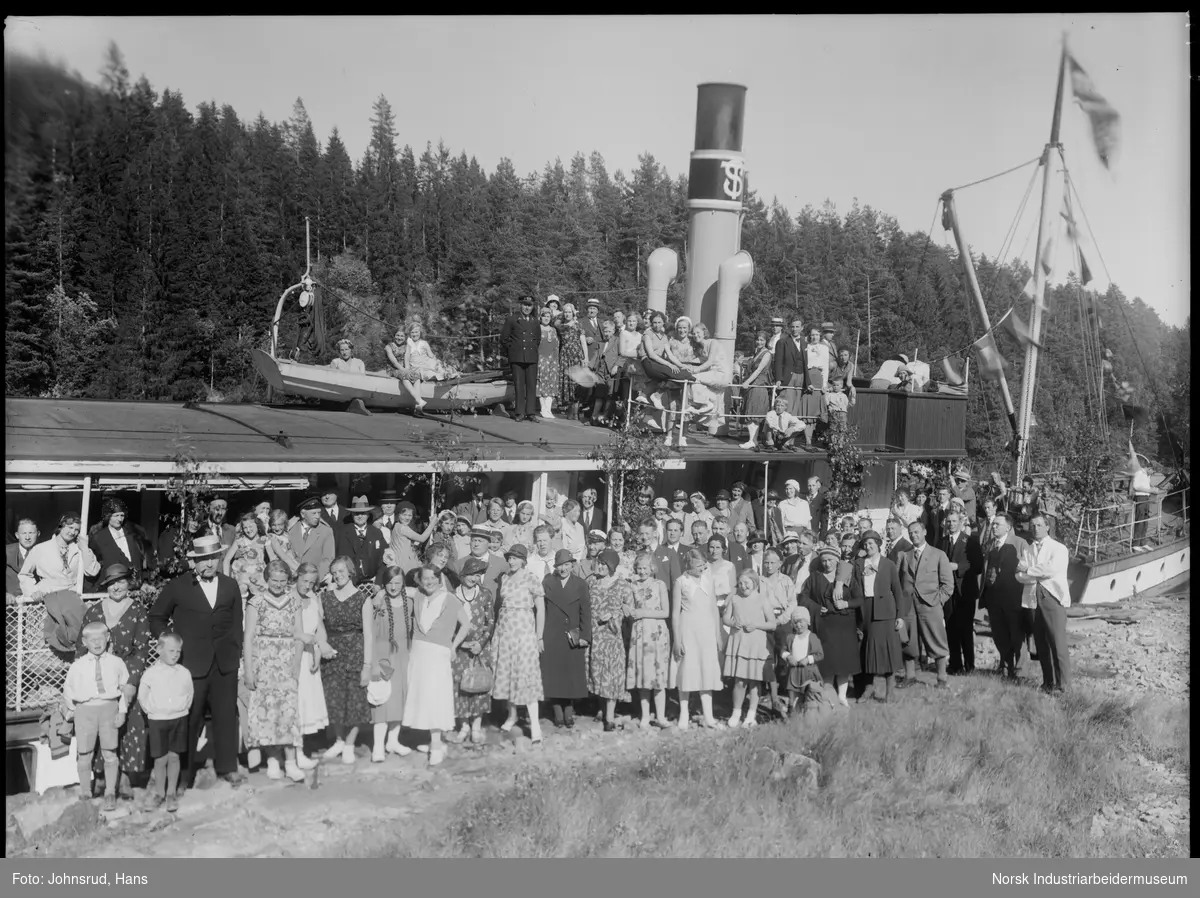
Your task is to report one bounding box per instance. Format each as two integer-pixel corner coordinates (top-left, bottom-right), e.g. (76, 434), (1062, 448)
(343, 677), (1188, 857)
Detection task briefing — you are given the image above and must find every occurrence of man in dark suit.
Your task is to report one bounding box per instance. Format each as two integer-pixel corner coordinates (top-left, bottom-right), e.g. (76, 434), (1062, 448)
(450, 526), (507, 600)
(334, 496), (389, 585)
(979, 512), (1029, 679)
(318, 487), (343, 530)
(577, 488), (605, 535)
(884, 517), (913, 566)
(771, 318), (807, 416)
(206, 496), (237, 551)
(900, 521), (954, 688)
(718, 517), (749, 576)
(500, 295), (542, 422)
(374, 489), (400, 534)
(661, 518), (686, 572)
(7, 518), (39, 597)
(940, 511), (978, 674)
(453, 482), (490, 527)
(929, 486), (954, 551)
(149, 534), (246, 788)
(882, 516), (917, 683)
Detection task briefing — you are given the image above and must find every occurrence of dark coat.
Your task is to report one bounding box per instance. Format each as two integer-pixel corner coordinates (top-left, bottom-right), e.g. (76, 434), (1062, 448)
(501, 313), (542, 365)
(453, 500), (490, 527)
(751, 500), (786, 544)
(728, 540), (750, 577)
(580, 316), (603, 367)
(90, 526), (149, 583)
(981, 533), (1029, 610)
(449, 551), (507, 603)
(772, 335), (807, 386)
(649, 545), (682, 591)
(577, 504), (606, 536)
(334, 523), (389, 586)
(539, 572), (592, 700)
(940, 529), (976, 601)
(149, 571), (243, 677)
(886, 537), (913, 568)
(849, 556), (904, 623)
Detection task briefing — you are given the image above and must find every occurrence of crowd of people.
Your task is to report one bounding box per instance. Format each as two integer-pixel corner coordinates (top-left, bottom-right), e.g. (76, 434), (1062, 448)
(11, 463), (1075, 810)
(326, 297), (953, 448)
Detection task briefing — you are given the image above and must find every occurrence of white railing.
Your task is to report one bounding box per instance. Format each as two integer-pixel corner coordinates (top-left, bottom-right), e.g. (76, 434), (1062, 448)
(6, 594), (161, 713)
(1071, 486), (1190, 562)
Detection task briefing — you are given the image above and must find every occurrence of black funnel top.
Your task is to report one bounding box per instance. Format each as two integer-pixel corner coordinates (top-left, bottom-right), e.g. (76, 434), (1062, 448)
(694, 83), (747, 152)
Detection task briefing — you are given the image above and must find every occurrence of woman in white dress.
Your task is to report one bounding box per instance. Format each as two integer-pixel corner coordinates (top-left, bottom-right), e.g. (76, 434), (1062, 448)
(670, 547), (723, 729)
(686, 322), (733, 434)
(401, 566), (471, 766)
(292, 563), (330, 768)
(778, 479), (812, 535)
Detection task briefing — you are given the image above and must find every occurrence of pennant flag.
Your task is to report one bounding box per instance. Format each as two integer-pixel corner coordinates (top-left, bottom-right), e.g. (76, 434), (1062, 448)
(1122, 404), (1151, 427)
(974, 333), (1010, 382)
(1079, 252), (1094, 286)
(1002, 308), (1043, 349)
(1038, 234), (1055, 277)
(1061, 198), (1096, 286)
(942, 355), (965, 386)
(1068, 52), (1121, 170)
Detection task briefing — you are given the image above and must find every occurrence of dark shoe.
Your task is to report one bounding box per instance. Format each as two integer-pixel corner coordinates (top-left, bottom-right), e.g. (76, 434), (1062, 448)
(894, 678), (915, 690)
(934, 680), (950, 690)
(527, 415), (542, 424)
(947, 666), (964, 676)
(872, 694), (889, 704)
(603, 722), (616, 733)
(218, 772), (247, 786)
(552, 719), (564, 729)
(412, 407), (426, 418)
(855, 687), (875, 704)
(564, 715), (576, 729)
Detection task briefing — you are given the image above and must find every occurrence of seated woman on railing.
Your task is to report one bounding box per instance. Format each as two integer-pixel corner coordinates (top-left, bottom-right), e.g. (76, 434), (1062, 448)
(685, 323), (732, 434)
(638, 312), (693, 408)
(329, 338), (365, 374)
(385, 322), (460, 414)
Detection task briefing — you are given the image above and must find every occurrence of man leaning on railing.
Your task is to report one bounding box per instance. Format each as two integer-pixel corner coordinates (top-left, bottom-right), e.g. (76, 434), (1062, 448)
(1129, 462), (1162, 553)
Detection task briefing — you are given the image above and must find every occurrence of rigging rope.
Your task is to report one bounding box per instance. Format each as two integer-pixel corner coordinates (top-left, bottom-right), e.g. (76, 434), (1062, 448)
(946, 155), (1042, 194)
(1064, 161), (1185, 476)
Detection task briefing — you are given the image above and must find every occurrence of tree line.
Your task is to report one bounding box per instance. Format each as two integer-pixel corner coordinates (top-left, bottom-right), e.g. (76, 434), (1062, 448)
(4, 46), (1189, 477)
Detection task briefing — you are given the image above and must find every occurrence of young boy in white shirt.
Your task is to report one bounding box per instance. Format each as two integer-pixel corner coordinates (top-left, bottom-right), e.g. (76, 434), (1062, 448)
(138, 631), (194, 812)
(64, 621), (129, 810)
(763, 396), (803, 452)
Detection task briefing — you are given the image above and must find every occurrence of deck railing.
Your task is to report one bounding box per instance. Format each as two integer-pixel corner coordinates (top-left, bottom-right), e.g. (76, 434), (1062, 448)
(1070, 486), (1191, 562)
(6, 594), (160, 713)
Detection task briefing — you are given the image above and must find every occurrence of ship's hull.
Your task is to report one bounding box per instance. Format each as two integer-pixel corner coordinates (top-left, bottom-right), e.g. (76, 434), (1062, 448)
(252, 349), (514, 411)
(1070, 536), (1190, 604)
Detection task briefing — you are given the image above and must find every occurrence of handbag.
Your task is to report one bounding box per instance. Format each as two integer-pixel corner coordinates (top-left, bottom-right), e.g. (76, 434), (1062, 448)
(566, 627), (585, 648)
(459, 657), (493, 695)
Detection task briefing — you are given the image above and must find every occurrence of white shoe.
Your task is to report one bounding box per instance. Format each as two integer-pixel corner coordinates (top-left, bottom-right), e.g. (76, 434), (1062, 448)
(285, 760), (306, 782)
(500, 715), (517, 733)
(677, 437), (688, 447)
(727, 715), (742, 729)
(246, 748), (261, 769)
(470, 724), (484, 744)
(739, 441), (755, 450)
(265, 757), (283, 780)
(416, 744), (430, 754)
(372, 743), (386, 763)
(428, 748), (446, 766)
(295, 751), (319, 770)
(676, 719), (689, 730)
(650, 392), (664, 410)
(529, 722), (543, 744)
(322, 740), (345, 760)
(744, 718), (758, 729)
(386, 738), (411, 757)
(340, 744), (356, 765)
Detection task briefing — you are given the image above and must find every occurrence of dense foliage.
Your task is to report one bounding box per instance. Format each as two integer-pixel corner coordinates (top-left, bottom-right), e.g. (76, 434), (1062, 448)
(5, 48), (1188, 476)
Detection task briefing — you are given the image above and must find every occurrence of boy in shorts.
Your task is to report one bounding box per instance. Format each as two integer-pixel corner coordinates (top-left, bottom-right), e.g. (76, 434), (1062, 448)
(65, 621), (129, 810)
(137, 631), (194, 811)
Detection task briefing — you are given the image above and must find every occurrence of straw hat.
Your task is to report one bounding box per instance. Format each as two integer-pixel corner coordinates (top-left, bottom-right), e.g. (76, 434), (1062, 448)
(186, 534), (224, 559)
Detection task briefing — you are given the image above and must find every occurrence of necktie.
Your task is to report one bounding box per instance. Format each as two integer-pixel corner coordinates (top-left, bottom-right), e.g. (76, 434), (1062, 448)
(60, 542), (71, 573)
(357, 528), (366, 538)
(94, 655), (105, 694)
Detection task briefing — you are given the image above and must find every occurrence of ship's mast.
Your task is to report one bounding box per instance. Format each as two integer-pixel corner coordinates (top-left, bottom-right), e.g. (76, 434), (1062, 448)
(1014, 38), (1069, 484)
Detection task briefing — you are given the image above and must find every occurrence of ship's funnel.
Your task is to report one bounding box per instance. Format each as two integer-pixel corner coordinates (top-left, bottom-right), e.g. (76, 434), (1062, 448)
(646, 247), (679, 315)
(684, 83), (748, 335)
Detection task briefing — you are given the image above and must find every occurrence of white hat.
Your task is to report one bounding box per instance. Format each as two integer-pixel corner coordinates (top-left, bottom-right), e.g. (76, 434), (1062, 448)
(186, 534), (225, 559)
(366, 679), (392, 707)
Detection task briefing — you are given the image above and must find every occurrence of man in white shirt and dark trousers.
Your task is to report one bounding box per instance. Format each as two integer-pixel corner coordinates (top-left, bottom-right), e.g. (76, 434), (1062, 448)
(1015, 515), (1071, 694)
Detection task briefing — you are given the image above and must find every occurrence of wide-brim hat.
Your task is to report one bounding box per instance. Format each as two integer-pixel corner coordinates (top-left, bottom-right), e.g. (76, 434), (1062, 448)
(585, 297), (601, 308)
(553, 549), (575, 567)
(820, 321), (836, 333)
(952, 466), (971, 480)
(861, 530), (883, 546)
(652, 498), (669, 510)
(347, 496), (376, 514)
(186, 534), (225, 559)
(505, 544), (528, 560)
(672, 490), (688, 501)
(770, 317), (784, 325)
(378, 490), (400, 504)
(96, 563), (132, 590)
(461, 556), (489, 577)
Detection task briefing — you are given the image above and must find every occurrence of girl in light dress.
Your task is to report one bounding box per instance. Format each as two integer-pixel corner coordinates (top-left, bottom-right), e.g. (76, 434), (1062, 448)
(365, 566), (413, 761)
(223, 512), (269, 599)
(503, 501), (537, 554)
(389, 501), (436, 576)
(685, 322), (733, 434)
(670, 547), (723, 730)
(292, 562), (330, 769)
(265, 509), (301, 577)
(722, 570), (775, 728)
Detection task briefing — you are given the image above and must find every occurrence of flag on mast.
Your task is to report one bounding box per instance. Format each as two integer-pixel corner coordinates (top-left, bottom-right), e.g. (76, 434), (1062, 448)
(1068, 52), (1121, 170)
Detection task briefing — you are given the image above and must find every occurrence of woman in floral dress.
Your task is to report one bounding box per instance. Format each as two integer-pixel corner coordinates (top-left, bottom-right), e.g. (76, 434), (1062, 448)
(490, 545), (545, 743)
(625, 553), (672, 728)
(76, 564), (152, 796)
(556, 303), (589, 419)
(587, 550), (633, 731)
(318, 556), (373, 764)
(448, 558), (497, 745)
(223, 512), (268, 599)
(536, 306), (561, 419)
(243, 561), (305, 781)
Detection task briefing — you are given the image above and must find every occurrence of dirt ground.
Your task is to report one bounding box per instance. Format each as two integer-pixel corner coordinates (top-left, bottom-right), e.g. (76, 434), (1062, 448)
(7, 575), (1189, 858)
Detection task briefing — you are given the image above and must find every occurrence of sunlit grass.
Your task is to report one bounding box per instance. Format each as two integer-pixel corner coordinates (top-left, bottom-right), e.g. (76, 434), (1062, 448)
(341, 677), (1187, 858)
